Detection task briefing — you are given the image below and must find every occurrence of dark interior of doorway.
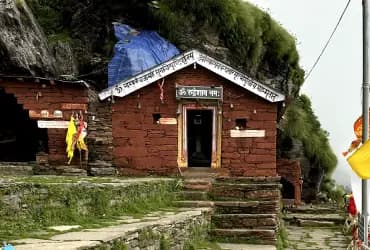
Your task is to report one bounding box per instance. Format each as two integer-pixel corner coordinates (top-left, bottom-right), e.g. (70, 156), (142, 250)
(281, 177), (295, 199)
(187, 109), (213, 167)
(0, 89), (48, 162)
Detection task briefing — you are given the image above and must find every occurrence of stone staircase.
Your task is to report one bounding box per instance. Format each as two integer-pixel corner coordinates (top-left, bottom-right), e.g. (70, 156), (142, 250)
(210, 177), (281, 245)
(176, 168), (216, 208)
(284, 204), (345, 227)
(284, 204), (350, 249)
(176, 171), (282, 245)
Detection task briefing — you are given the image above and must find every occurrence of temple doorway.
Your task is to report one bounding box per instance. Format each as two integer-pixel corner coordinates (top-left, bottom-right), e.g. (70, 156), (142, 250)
(187, 109), (213, 167)
(0, 89), (48, 162)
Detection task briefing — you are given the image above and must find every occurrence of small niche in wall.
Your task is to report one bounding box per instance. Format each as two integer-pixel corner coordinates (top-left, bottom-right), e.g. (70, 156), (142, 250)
(153, 113), (161, 124)
(235, 118), (247, 130)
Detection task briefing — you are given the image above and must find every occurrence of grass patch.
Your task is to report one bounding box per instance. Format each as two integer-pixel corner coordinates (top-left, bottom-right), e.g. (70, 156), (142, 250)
(183, 224), (221, 250)
(0, 179), (179, 240)
(276, 224), (289, 250)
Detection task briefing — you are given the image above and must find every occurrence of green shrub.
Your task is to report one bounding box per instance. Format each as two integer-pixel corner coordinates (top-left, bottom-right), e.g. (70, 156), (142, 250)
(280, 95), (337, 176)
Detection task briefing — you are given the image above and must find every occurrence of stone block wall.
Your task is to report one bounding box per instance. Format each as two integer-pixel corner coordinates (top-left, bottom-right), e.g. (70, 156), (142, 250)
(0, 178), (178, 231)
(87, 89), (114, 175)
(111, 65), (278, 176)
(277, 159), (302, 205)
(90, 209), (211, 250)
(220, 82), (277, 177)
(0, 79), (88, 165)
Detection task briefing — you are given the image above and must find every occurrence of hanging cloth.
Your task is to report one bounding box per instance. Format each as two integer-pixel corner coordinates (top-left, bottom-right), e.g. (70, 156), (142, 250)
(76, 114), (88, 152)
(66, 116), (77, 164)
(347, 139), (370, 179)
(158, 78), (164, 103)
(343, 113), (370, 156)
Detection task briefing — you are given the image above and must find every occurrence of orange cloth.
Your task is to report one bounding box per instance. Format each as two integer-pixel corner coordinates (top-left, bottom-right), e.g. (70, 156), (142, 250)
(343, 113), (370, 157)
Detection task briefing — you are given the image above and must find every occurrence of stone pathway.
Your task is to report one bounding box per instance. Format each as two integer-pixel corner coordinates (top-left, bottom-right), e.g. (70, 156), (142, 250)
(10, 208), (209, 250)
(286, 225), (350, 249)
(218, 243), (276, 250)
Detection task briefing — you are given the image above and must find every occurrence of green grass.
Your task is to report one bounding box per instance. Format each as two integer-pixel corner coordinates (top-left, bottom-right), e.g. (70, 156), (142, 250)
(183, 223), (221, 250)
(0, 179), (179, 240)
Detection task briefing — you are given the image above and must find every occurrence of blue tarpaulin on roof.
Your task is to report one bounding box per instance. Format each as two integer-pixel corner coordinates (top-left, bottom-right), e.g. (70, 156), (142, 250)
(108, 23), (180, 86)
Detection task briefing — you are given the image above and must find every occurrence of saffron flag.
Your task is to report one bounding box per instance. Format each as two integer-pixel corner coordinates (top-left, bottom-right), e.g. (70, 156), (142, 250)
(347, 139), (370, 179)
(343, 113), (370, 156)
(66, 116), (77, 164)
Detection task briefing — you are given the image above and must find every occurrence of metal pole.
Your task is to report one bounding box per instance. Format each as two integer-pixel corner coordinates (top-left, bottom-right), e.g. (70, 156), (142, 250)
(362, 0), (369, 245)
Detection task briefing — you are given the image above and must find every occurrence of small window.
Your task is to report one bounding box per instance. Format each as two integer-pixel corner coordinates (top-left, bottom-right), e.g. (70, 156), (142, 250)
(153, 113), (161, 124)
(235, 118), (247, 130)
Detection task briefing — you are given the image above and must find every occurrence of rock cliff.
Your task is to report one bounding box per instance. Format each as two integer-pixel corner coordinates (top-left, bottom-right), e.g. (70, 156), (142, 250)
(0, 0), (56, 76)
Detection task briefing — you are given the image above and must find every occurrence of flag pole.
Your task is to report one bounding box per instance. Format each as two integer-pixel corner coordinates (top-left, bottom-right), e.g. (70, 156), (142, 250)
(362, 0), (369, 245)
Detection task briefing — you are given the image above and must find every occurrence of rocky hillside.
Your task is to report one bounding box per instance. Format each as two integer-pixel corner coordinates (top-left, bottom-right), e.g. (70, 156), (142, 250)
(0, 0), (337, 201)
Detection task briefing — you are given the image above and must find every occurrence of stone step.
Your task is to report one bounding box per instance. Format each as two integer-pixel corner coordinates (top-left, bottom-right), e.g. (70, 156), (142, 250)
(175, 200), (214, 208)
(0, 164), (34, 176)
(217, 243), (277, 250)
(211, 182), (280, 201)
(183, 182), (212, 191)
(284, 213), (345, 225)
(210, 229), (276, 245)
(214, 201), (280, 214)
(288, 219), (336, 227)
(215, 177), (281, 184)
(89, 167), (116, 176)
(286, 205), (343, 215)
(53, 166), (87, 176)
(183, 178), (213, 185)
(181, 167), (229, 178)
(212, 214), (278, 230)
(177, 191), (209, 201)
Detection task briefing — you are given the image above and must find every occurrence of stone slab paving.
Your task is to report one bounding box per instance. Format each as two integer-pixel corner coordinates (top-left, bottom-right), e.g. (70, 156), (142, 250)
(218, 243), (276, 250)
(11, 208), (211, 250)
(286, 225), (351, 250)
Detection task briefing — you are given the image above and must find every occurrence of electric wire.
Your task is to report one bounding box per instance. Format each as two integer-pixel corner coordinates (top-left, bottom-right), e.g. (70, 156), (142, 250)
(304, 0), (352, 81)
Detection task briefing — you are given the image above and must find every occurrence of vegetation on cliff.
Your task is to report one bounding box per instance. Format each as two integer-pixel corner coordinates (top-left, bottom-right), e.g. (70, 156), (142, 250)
(153, 0), (304, 96)
(281, 95), (337, 176)
(27, 0), (304, 96)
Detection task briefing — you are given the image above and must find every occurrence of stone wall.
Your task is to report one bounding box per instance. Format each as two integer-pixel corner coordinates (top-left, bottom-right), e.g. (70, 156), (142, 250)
(277, 159), (302, 205)
(0, 177), (178, 237)
(89, 209), (211, 250)
(86, 89), (114, 175)
(111, 65), (278, 176)
(0, 78), (88, 165)
(280, 137), (320, 202)
(0, 177), (212, 250)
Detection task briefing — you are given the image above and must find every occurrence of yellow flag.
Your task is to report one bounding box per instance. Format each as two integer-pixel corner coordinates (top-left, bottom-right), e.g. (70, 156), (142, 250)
(66, 116), (77, 164)
(347, 139), (370, 179)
